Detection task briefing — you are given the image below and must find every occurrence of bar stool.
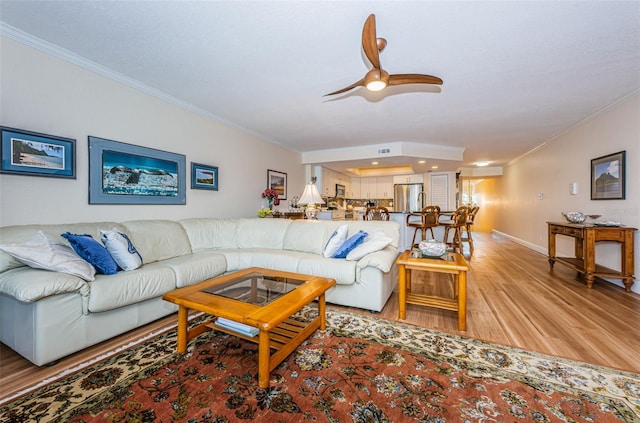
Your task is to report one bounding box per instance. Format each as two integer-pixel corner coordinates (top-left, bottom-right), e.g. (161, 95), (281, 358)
(406, 205), (440, 247)
(364, 206), (390, 221)
(460, 206), (479, 254)
(442, 206), (471, 253)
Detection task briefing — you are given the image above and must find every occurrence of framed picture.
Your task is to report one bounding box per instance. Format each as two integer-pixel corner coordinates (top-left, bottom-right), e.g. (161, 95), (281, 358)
(88, 136), (186, 204)
(591, 151), (625, 200)
(0, 126), (75, 179)
(267, 169), (287, 200)
(191, 162), (218, 190)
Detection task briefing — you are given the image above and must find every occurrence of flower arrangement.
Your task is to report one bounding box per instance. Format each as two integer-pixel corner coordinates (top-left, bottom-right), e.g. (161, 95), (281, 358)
(257, 207), (273, 218)
(261, 189), (280, 206)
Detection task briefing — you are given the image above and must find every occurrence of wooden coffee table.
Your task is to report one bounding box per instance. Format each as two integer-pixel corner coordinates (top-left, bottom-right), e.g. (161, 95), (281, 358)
(162, 267), (335, 388)
(396, 250), (470, 330)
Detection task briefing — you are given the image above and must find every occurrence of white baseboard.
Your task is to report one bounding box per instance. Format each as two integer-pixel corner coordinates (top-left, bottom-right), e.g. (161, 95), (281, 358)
(491, 230), (547, 255)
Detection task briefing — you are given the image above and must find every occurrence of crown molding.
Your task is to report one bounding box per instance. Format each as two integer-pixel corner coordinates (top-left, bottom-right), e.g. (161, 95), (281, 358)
(0, 22), (276, 143)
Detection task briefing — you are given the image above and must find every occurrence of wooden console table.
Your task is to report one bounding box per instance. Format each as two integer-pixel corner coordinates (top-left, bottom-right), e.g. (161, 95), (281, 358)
(547, 221), (636, 291)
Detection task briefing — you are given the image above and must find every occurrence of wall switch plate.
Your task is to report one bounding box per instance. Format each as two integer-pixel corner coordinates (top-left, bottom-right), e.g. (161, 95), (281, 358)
(570, 182), (578, 195)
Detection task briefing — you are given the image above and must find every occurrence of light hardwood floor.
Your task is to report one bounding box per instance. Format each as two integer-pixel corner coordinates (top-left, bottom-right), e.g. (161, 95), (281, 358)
(1, 231), (639, 404)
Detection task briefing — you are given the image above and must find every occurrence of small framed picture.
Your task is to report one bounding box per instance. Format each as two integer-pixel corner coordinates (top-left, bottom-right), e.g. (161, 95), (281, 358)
(267, 169), (287, 200)
(0, 126), (76, 179)
(591, 151), (625, 200)
(191, 162), (218, 190)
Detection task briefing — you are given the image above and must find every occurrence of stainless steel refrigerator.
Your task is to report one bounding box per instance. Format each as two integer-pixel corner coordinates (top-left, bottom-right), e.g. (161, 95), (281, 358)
(394, 183), (424, 212)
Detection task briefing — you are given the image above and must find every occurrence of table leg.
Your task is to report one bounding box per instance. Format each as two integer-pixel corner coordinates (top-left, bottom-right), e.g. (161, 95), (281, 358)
(584, 230), (596, 288)
(258, 329), (270, 388)
(457, 271), (467, 331)
(398, 264), (407, 319)
(318, 293), (327, 330)
(177, 306), (188, 353)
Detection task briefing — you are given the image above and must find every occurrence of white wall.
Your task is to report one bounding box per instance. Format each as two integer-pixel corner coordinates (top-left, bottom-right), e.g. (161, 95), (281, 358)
(0, 37), (305, 225)
(495, 94), (639, 293)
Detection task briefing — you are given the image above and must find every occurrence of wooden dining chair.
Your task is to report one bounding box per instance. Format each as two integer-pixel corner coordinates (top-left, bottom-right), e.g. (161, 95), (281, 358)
(364, 206), (390, 221)
(460, 206), (480, 253)
(406, 205), (440, 247)
(441, 205), (471, 253)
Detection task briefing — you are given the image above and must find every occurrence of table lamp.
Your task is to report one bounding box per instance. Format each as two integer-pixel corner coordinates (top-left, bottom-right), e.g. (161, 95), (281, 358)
(298, 179), (325, 219)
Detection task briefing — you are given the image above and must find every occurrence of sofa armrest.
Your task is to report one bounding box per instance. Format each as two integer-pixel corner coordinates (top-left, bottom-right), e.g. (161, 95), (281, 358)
(355, 246), (398, 273)
(0, 267), (90, 313)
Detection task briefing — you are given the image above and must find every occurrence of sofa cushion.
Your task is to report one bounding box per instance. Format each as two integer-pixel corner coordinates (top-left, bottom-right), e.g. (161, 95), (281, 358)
(0, 231), (96, 281)
(220, 249), (301, 273)
(322, 224), (348, 258)
(162, 251), (227, 288)
(100, 228), (143, 271)
(236, 218), (291, 249)
(87, 262), (176, 312)
(0, 222), (124, 273)
(61, 232), (119, 275)
(332, 230), (368, 259)
(122, 220), (192, 264)
(346, 231), (393, 261)
(180, 218), (239, 251)
(296, 256), (357, 285)
(282, 220), (328, 255)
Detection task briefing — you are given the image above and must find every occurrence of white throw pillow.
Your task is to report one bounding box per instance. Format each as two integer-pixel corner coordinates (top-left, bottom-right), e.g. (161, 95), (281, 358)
(345, 231), (393, 261)
(100, 228), (143, 271)
(323, 224), (349, 258)
(0, 231), (96, 281)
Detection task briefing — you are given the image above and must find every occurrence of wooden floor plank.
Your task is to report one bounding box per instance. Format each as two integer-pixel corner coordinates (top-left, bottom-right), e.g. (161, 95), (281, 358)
(1, 231), (639, 404)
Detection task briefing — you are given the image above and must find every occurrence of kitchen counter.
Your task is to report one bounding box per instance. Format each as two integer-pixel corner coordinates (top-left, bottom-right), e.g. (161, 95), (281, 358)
(317, 210), (346, 221)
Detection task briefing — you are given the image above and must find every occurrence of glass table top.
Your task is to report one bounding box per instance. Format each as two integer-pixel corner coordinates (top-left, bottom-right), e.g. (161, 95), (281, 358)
(201, 272), (307, 306)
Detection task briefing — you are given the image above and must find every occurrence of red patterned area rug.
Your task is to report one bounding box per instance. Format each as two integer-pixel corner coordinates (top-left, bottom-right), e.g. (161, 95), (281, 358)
(1, 308), (639, 422)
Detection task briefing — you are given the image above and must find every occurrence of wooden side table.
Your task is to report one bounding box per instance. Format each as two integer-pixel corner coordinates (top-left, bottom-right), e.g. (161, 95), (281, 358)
(396, 250), (470, 330)
(547, 222), (636, 291)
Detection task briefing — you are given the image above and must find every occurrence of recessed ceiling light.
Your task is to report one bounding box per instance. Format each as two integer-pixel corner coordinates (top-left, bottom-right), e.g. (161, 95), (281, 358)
(371, 161), (378, 165)
(476, 161), (490, 167)
(431, 165), (438, 169)
(418, 160), (426, 164)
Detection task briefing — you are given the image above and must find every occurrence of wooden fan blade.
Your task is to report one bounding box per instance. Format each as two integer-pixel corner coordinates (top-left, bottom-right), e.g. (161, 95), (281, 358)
(324, 78), (365, 96)
(362, 14), (381, 69)
(388, 74), (443, 86)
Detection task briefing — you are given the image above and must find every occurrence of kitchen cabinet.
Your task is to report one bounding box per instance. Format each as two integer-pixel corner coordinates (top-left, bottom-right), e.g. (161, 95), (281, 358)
(350, 176), (393, 199)
(349, 178), (361, 198)
(376, 176), (394, 199)
(315, 166), (350, 197)
(393, 174), (424, 184)
(360, 177), (376, 198)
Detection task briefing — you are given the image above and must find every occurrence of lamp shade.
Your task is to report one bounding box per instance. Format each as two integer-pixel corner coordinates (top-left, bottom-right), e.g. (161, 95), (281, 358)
(298, 183), (324, 204)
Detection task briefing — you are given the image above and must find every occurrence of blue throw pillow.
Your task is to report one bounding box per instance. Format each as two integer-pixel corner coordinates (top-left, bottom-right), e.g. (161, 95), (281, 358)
(62, 232), (119, 275)
(332, 230), (368, 259)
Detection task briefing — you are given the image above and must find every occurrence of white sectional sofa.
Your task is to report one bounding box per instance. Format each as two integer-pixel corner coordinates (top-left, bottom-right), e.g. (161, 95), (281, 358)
(0, 218), (399, 366)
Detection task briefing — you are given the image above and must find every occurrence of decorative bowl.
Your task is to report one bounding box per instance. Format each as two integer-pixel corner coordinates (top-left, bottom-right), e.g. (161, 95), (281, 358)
(561, 211), (586, 223)
(418, 240), (448, 257)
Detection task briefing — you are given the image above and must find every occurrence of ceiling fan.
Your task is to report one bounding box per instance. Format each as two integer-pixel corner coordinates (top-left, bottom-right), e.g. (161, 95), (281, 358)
(325, 14), (443, 96)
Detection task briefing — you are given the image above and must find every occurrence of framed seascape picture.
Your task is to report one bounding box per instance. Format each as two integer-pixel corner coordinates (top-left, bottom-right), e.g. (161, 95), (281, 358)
(591, 151), (625, 200)
(191, 162), (218, 190)
(267, 169), (287, 200)
(88, 136), (186, 204)
(0, 126), (75, 179)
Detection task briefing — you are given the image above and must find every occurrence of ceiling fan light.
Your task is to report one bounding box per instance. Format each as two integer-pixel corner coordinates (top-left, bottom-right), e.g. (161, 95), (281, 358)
(364, 69), (389, 91)
(366, 80), (386, 91)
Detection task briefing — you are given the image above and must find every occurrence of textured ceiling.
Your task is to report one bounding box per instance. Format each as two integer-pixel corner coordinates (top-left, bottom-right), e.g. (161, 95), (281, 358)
(1, 1), (639, 175)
